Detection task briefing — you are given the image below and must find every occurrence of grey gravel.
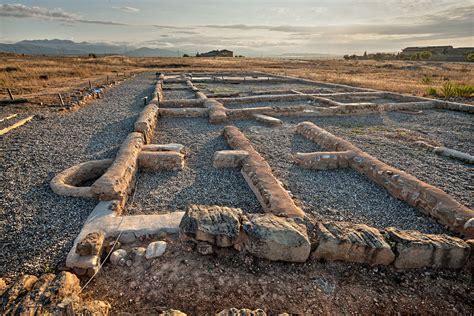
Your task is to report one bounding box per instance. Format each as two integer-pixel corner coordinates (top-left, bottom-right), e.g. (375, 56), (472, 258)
(242, 123), (451, 235)
(163, 89), (196, 100)
(0, 73), (155, 279)
(196, 82), (354, 94)
(126, 117), (262, 215)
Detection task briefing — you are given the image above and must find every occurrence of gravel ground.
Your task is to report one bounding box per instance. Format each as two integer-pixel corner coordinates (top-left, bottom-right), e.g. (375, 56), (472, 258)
(125, 117), (262, 215)
(223, 100), (316, 109)
(0, 73), (155, 279)
(196, 82), (350, 94)
(163, 90), (196, 100)
(242, 124), (451, 234)
(281, 109), (473, 208)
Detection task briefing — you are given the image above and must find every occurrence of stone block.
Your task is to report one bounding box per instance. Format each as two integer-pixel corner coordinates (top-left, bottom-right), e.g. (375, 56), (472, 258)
(311, 222), (395, 266)
(216, 308), (266, 316)
(242, 214), (310, 262)
(213, 150), (249, 168)
(386, 227), (470, 269)
(138, 151), (184, 171)
(179, 205), (243, 247)
(253, 114), (283, 126)
(143, 143), (185, 153)
(145, 241), (167, 259)
(76, 231), (105, 256)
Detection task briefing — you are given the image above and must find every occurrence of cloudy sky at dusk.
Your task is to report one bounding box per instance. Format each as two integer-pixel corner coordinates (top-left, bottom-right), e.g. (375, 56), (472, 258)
(0, 0), (472, 55)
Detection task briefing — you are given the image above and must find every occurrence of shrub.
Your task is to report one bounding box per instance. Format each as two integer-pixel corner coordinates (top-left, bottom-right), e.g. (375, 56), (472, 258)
(467, 53), (474, 62)
(2, 66), (20, 72)
(440, 82), (456, 98)
(419, 51), (432, 60)
(455, 85), (474, 97)
(426, 87), (437, 96)
(420, 76), (432, 84)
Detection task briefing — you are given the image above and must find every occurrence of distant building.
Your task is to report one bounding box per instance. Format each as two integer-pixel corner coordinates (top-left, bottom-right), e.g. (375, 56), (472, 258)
(197, 49), (233, 57)
(401, 46), (474, 61)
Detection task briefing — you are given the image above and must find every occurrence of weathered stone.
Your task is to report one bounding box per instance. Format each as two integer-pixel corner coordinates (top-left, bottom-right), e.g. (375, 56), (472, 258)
(103, 239), (121, 255)
(159, 309), (187, 316)
(130, 247), (146, 262)
(253, 114), (282, 126)
(179, 205), (243, 247)
(134, 103), (159, 143)
(50, 159), (113, 198)
(213, 150), (249, 168)
(311, 222), (395, 266)
(145, 241), (167, 259)
(91, 132), (144, 200)
(295, 151), (354, 170)
(216, 308), (267, 316)
(196, 242), (214, 255)
(143, 143), (185, 153)
(466, 239), (474, 273)
(2, 272), (110, 315)
(0, 278), (8, 296)
(2, 275), (38, 311)
(110, 249), (128, 265)
(138, 151), (184, 171)
(76, 231), (105, 256)
(242, 214), (311, 262)
(119, 232), (137, 244)
(386, 227), (470, 269)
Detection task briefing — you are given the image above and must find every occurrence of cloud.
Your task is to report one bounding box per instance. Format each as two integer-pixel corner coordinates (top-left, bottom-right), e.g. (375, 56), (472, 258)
(112, 6), (140, 13)
(0, 3), (78, 20)
(0, 3), (128, 26)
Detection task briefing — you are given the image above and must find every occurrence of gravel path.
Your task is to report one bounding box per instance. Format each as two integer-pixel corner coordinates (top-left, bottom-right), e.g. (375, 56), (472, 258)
(126, 117), (262, 215)
(0, 73), (155, 279)
(242, 124), (450, 234)
(163, 90), (196, 100)
(196, 82), (350, 94)
(281, 110), (473, 208)
(223, 100), (315, 109)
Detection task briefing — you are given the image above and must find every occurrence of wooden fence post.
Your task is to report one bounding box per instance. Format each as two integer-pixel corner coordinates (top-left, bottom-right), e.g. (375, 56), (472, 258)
(58, 93), (65, 106)
(7, 88), (14, 100)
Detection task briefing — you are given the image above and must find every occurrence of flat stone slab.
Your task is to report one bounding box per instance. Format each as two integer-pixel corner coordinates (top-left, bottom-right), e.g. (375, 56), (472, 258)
(66, 201), (183, 270)
(143, 143), (185, 153)
(386, 227), (470, 269)
(312, 222), (395, 266)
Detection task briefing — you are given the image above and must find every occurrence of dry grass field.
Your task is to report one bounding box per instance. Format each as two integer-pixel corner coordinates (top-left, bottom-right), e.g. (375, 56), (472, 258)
(1, 54), (473, 108)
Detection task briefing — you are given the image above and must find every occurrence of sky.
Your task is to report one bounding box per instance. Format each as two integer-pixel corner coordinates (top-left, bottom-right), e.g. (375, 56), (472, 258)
(0, 0), (473, 56)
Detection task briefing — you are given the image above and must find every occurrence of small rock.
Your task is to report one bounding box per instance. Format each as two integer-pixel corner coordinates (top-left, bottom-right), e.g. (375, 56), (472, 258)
(145, 241), (167, 259)
(119, 232), (136, 244)
(130, 247), (146, 262)
(196, 242), (214, 255)
(110, 249), (127, 265)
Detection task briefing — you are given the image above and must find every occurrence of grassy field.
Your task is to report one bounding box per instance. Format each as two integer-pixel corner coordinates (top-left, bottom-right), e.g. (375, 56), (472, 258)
(1, 53), (473, 107)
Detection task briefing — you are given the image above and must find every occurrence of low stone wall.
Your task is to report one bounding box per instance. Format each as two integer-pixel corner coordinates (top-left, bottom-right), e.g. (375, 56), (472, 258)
(206, 99), (228, 123)
(295, 150), (354, 170)
(178, 204), (473, 269)
(223, 126), (304, 218)
(91, 132), (144, 201)
(50, 159), (113, 198)
(160, 99), (205, 108)
(134, 102), (159, 143)
(297, 121), (474, 238)
(159, 108), (209, 117)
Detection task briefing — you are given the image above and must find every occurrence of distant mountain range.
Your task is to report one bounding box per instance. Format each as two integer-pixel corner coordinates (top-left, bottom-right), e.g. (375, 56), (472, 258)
(0, 39), (183, 57)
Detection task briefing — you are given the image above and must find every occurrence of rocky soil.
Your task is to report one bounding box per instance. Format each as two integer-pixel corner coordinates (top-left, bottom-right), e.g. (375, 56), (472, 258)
(82, 236), (474, 315)
(0, 73), (155, 280)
